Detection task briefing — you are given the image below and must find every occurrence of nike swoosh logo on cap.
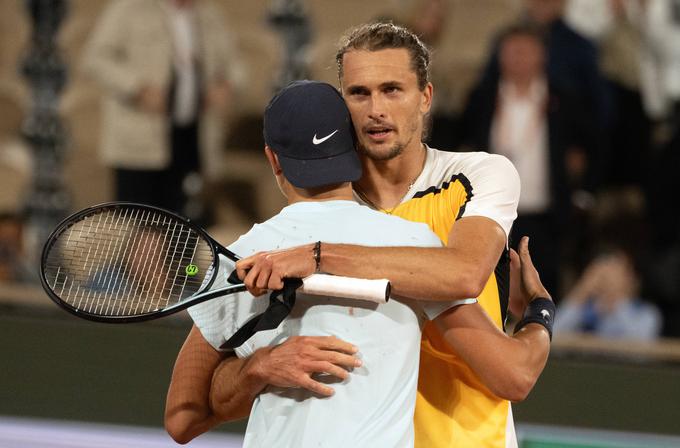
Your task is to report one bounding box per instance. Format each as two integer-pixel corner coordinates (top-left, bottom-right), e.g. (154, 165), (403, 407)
(312, 130), (339, 145)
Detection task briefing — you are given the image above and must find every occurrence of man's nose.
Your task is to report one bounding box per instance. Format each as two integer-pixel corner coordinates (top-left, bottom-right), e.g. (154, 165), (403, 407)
(367, 93), (387, 120)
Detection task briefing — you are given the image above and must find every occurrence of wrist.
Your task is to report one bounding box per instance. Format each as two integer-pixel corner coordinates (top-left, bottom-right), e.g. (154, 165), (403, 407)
(313, 241), (322, 273)
(246, 347), (275, 385)
(514, 297), (556, 340)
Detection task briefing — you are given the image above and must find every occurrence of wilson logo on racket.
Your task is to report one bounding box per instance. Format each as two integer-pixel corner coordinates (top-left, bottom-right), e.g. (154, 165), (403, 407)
(185, 264), (199, 276)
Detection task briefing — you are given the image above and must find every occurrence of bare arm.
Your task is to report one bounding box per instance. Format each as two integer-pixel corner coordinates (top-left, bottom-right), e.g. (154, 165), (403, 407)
(165, 326), (226, 444)
(437, 237), (552, 402)
(236, 216), (505, 301)
(435, 306), (550, 402)
(165, 327), (361, 444)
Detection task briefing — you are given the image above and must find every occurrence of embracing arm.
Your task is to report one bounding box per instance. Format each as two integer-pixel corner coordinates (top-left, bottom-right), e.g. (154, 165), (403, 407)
(237, 216), (505, 301)
(320, 216), (505, 300)
(435, 305), (550, 402)
(236, 153), (518, 301)
(164, 325), (261, 444)
(436, 237), (552, 402)
(165, 327), (360, 444)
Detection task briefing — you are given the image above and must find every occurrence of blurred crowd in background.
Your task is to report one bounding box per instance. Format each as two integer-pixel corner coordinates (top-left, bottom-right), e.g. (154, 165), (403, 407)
(0, 0), (679, 340)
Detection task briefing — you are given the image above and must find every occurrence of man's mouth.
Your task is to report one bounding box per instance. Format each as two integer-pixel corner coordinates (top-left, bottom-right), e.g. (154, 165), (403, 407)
(366, 126), (393, 139)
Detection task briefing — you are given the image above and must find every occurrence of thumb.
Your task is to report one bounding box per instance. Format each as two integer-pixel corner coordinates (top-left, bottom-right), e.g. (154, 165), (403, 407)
(509, 248), (520, 268)
(518, 236), (533, 265)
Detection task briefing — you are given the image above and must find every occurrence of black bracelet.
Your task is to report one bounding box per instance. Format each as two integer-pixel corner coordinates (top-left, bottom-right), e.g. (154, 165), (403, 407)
(313, 241), (321, 273)
(513, 297), (556, 340)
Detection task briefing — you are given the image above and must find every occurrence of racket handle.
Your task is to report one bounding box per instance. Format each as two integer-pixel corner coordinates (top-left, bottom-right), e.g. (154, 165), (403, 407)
(300, 274), (390, 304)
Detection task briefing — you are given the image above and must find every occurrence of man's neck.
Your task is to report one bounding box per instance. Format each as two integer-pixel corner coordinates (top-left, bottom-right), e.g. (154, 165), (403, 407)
(285, 183), (355, 205)
(354, 142), (427, 210)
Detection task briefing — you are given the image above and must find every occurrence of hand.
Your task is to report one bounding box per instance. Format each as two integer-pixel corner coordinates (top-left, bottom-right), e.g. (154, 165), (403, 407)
(236, 244), (317, 296)
(136, 85), (166, 114)
(250, 336), (361, 397)
(508, 236), (552, 317)
(590, 252), (636, 309)
(566, 255), (609, 304)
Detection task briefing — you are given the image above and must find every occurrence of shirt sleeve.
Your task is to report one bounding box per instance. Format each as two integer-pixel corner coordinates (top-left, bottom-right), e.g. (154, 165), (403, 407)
(187, 254), (271, 355)
(186, 255), (239, 351)
(420, 298), (478, 321)
(458, 154), (520, 243)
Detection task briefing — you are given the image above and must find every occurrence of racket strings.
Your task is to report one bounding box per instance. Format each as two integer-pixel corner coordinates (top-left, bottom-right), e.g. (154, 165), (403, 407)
(43, 207), (215, 317)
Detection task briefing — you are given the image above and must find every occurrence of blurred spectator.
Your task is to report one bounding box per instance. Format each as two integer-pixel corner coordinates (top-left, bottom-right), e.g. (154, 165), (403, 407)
(597, 0), (652, 188)
(0, 213), (34, 284)
(0, 213), (21, 282)
(0, 139), (34, 284)
(460, 25), (594, 295)
(406, 0), (447, 47)
(554, 249), (662, 341)
(571, 0), (680, 187)
(638, 0), (680, 126)
(82, 0), (243, 223)
(479, 0), (610, 192)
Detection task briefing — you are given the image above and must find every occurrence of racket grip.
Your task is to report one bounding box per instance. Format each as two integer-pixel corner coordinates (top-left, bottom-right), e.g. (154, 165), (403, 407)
(300, 274), (390, 304)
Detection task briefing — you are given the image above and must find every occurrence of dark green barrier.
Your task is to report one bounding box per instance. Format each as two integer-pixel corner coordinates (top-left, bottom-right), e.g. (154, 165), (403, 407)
(1, 308), (679, 438)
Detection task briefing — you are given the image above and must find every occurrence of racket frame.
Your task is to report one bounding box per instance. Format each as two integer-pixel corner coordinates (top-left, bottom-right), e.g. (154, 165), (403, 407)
(40, 202), (246, 324)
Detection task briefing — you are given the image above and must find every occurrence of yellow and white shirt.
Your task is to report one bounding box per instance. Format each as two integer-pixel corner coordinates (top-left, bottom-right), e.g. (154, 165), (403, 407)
(355, 146), (521, 448)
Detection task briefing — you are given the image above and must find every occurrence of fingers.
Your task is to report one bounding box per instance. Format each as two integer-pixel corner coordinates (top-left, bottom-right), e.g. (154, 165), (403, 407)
(290, 336), (360, 363)
(516, 236), (552, 301)
(236, 253), (287, 295)
(260, 336), (361, 396)
(307, 361), (350, 381)
(298, 376), (335, 397)
(235, 255), (256, 281)
(518, 236), (534, 268)
(509, 248), (520, 270)
(508, 248), (526, 317)
(242, 261), (268, 297)
(311, 335), (359, 355)
(318, 348), (362, 369)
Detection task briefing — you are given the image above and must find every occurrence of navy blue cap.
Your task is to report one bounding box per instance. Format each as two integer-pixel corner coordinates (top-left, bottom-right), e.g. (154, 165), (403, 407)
(263, 80), (361, 188)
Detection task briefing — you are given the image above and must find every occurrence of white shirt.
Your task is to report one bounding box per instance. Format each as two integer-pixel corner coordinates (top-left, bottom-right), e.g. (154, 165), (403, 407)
(490, 79), (550, 214)
(189, 200), (472, 448)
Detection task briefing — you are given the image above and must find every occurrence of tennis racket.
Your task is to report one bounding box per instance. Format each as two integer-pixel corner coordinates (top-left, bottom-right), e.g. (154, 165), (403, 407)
(40, 202), (390, 323)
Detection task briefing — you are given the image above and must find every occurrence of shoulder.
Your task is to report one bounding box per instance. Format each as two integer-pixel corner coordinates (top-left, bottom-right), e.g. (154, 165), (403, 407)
(554, 20), (597, 53)
(226, 221), (278, 257)
(432, 150), (519, 238)
(428, 148), (519, 186)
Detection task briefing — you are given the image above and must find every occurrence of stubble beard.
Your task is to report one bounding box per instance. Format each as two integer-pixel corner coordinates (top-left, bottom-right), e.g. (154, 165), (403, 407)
(357, 119), (420, 161)
(357, 141), (405, 161)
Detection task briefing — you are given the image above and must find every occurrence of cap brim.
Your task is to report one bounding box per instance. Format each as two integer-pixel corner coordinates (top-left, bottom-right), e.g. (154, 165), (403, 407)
(277, 149), (362, 189)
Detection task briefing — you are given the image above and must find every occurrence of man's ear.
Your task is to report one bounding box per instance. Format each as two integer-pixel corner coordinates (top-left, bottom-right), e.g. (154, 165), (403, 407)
(264, 146), (283, 175)
(420, 82), (433, 114)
